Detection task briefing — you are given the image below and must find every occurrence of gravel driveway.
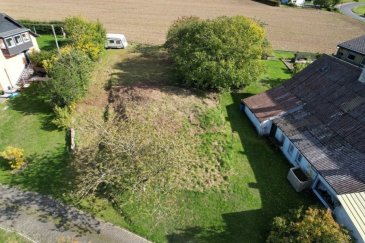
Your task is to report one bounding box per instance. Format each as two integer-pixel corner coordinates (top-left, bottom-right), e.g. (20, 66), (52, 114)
(0, 185), (150, 243)
(337, 2), (365, 22)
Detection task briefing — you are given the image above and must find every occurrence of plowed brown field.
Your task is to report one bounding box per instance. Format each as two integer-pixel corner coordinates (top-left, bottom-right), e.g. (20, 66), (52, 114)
(1, 0), (364, 53)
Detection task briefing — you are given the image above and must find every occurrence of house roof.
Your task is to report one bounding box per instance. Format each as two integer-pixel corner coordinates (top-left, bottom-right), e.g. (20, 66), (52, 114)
(338, 35), (365, 55)
(242, 85), (302, 122)
(243, 55), (365, 195)
(0, 13), (32, 38)
(337, 192), (365, 240)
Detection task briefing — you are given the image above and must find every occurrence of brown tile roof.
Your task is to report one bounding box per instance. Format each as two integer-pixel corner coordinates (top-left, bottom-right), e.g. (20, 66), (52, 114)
(243, 55), (365, 195)
(243, 86), (302, 122)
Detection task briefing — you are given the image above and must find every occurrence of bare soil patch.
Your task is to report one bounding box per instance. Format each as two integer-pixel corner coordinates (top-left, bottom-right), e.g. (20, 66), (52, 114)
(1, 0), (364, 53)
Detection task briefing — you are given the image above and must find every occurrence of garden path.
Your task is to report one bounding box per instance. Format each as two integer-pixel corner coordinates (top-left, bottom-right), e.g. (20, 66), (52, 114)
(0, 184), (150, 243)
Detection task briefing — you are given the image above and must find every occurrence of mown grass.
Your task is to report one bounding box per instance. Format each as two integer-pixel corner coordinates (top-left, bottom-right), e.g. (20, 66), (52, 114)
(352, 4), (365, 15)
(341, 0), (365, 3)
(0, 84), (67, 196)
(36, 34), (68, 51)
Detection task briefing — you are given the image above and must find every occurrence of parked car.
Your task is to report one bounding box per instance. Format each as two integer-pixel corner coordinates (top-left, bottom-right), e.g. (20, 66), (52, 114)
(105, 33), (128, 49)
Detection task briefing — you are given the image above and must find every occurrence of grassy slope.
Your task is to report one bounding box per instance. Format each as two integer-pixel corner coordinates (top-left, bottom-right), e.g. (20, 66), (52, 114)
(80, 50), (314, 242)
(353, 5), (365, 15)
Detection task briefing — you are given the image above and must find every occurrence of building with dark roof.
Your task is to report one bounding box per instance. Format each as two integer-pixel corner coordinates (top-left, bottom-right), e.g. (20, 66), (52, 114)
(336, 35), (365, 67)
(0, 13), (39, 92)
(242, 55), (365, 242)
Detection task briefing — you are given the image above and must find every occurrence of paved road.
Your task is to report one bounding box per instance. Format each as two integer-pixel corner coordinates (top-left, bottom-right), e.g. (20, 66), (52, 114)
(0, 185), (150, 243)
(337, 2), (365, 22)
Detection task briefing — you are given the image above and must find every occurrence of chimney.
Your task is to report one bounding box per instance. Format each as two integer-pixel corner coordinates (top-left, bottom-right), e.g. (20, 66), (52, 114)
(359, 68), (365, 84)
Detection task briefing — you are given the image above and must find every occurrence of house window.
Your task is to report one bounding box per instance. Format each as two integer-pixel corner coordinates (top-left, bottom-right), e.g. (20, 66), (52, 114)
(5, 37), (15, 47)
(14, 35), (23, 45)
(109, 40), (115, 44)
(116, 40), (121, 44)
(296, 153), (302, 164)
(347, 53), (356, 61)
(21, 33), (30, 42)
(287, 144), (294, 156)
(313, 179), (337, 209)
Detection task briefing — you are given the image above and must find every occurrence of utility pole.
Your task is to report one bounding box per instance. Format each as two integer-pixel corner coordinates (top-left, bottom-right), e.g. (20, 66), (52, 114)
(51, 25), (60, 54)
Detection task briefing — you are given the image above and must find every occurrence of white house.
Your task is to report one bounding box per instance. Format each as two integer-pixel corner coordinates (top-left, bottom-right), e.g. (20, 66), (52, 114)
(281, 0), (305, 6)
(0, 13), (39, 92)
(242, 54), (365, 242)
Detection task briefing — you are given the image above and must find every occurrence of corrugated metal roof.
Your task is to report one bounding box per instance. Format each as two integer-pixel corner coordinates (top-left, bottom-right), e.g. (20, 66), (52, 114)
(243, 55), (365, 195)
(338, 35), (365, 55)
(337, 192), (365, 240)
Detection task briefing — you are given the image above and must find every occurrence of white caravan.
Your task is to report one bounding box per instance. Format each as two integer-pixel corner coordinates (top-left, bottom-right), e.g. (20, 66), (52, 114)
(105, 33), (128, 49)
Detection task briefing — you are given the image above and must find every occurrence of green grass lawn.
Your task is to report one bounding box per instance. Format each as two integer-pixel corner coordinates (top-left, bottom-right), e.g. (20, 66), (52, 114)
(36, 34), (68, 51)
(342, 0), (365, 3)
(0, 84), (68, 196)
(0, 228), (30, 243)
(353, 4), (365, 15)
(271, 50), (295, 60)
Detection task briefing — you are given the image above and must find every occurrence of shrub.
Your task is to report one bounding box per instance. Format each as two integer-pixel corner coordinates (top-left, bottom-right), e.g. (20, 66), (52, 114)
(0, 146), (26, 170)
(267, 206), (351, 243)
(294, 52), (320, 62)
(18, 19), (65, 35)
(293, 63), (309, 75)
(64, 16), (106, 61)
(47, 50), (93, 107)
(313, 0), (340, 9)
(52, 104), (75, 129)
(165, 16), (266, 91)
(30, 50), (57, 69)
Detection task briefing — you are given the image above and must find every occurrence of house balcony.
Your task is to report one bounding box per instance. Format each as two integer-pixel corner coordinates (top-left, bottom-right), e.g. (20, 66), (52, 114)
(1, 41), (33, 57)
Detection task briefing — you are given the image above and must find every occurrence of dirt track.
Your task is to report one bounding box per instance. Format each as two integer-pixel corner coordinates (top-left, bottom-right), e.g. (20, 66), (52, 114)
(1, 0), (364, 53)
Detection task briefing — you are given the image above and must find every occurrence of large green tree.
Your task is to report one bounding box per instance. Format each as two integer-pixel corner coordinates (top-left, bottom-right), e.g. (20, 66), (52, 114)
(47, 50), (92, 107)
(165, 16), (267, 91)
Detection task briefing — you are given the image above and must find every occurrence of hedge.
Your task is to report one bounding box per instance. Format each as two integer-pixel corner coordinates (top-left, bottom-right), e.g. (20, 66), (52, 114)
(18, 20), (65, 35)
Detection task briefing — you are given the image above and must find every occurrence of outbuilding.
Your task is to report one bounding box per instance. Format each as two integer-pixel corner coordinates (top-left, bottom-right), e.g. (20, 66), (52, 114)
(242, 54), (365, 242)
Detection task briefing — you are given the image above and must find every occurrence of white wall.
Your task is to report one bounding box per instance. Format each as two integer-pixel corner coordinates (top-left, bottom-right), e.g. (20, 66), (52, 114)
(244, 106), (263, 135)
(276, 127), (318, 179)
(334, 205), (362, 242)
(3, 53), (26, 88)
(292, 0), (305, 6)
(244, 106), (272, 136)
(30, 34), (40, 53)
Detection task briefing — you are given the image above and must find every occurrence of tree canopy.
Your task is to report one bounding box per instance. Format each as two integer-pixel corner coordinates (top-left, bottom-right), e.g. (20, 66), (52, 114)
(64, 16), (106, 61)
(267, 207), (351, 243)
(165, 16), (268, 91)
(47, 50), (92, 107)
